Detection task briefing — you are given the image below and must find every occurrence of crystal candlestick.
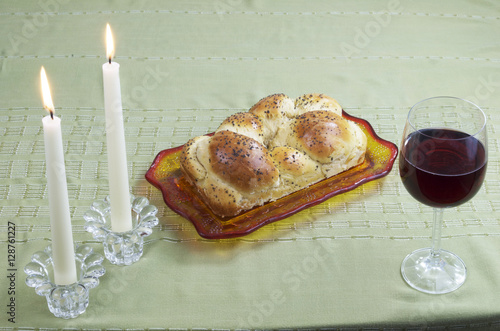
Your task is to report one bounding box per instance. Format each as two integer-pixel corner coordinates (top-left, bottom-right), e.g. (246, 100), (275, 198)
(24, 244), (105, 319)
(84, 194), (159, 265)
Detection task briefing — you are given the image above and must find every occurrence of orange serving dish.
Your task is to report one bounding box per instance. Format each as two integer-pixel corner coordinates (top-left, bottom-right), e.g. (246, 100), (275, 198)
(145, 110), (398, 239)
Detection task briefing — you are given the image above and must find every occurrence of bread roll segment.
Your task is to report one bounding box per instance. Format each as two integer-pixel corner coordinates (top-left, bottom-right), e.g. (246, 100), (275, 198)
(180, 93), (367, 217)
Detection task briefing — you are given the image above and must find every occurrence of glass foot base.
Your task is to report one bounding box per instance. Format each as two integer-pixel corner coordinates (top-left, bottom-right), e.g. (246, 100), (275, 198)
(84, 194), (159, 266)
(24, 245), (105, 318)
(401, 247), (467, 294)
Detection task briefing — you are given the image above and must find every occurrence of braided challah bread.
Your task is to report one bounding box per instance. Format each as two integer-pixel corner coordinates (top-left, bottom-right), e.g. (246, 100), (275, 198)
(180, 93), (367, 217)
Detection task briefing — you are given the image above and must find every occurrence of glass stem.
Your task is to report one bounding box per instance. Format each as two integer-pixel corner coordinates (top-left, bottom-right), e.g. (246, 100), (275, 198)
(430, 208), (444, 263)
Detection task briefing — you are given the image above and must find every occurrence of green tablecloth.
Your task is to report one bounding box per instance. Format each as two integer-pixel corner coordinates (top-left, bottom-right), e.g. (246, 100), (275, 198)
(1, 0), (500, 329)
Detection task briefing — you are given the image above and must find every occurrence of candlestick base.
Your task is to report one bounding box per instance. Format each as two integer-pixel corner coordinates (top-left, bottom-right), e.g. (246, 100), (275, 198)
(84, 194), (159, 266)
(24, 244), (105, 319)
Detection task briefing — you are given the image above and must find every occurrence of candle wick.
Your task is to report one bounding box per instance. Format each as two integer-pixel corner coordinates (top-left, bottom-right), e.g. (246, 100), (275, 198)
(109, 57), (112, 64)
(50, 110), (54, 120)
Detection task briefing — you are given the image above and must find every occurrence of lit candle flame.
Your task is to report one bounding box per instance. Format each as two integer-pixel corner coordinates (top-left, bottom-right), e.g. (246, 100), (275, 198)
(106, 23), (114, 64)
(40, 66), (55, 119)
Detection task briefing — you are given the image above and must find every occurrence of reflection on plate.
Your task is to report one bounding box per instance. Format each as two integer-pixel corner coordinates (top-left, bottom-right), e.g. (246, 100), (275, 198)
(145, 111), (398, 239)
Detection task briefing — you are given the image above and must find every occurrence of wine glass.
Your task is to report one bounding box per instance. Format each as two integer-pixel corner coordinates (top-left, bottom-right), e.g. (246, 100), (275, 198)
(399, 96), (488, 294)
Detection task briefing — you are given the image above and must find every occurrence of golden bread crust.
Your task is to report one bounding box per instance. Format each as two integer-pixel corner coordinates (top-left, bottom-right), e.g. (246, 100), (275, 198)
(289, 111), (353, 163)
(295, 93), (342, 115)
(217, 112), (265, 144)
(180, 93), (367, 217)
(208, 130), (279, 194)
(248, 93), (295, 144)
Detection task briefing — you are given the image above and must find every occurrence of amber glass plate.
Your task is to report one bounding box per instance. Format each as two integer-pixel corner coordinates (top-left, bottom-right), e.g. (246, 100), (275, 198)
(145, 111), (398, 239)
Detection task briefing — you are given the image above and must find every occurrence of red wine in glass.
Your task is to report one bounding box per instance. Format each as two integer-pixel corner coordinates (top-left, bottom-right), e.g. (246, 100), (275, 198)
(400, 128), (487, 208)
(399, 96), (488, 294)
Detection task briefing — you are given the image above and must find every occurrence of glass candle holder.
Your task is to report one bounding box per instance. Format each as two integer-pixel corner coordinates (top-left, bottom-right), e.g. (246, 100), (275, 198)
(84, 194), (159, 266)
(24, 244), (105, 319)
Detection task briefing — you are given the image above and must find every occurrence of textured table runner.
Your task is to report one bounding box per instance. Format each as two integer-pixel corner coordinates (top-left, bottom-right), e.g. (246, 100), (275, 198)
(1, 0), (499, 329)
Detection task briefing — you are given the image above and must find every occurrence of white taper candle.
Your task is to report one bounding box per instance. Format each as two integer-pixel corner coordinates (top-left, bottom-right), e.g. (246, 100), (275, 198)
(41, 67), (78, 285)
(102, 23), (133, 232)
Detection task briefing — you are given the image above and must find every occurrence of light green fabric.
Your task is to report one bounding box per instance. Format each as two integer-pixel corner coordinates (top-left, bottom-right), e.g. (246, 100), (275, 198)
(1, 0), (500, 329)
